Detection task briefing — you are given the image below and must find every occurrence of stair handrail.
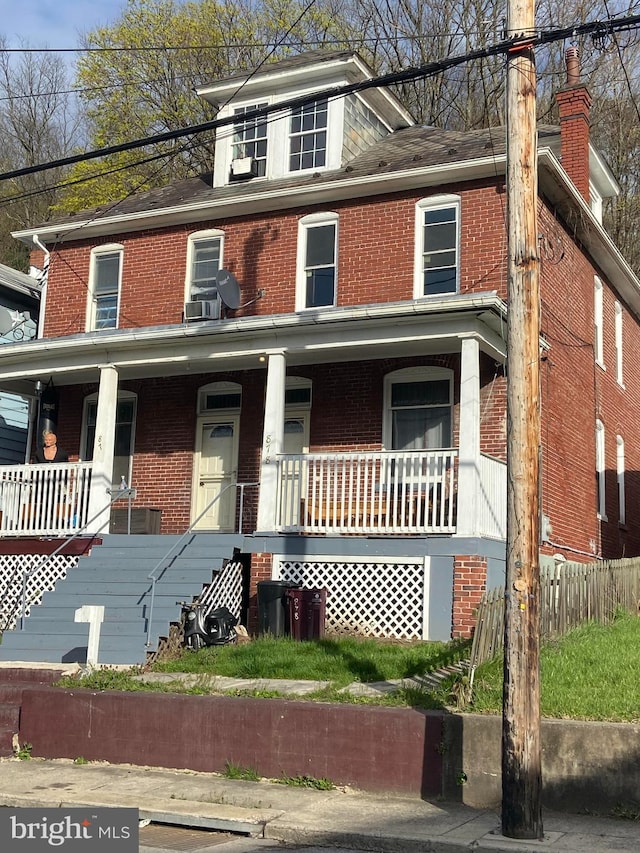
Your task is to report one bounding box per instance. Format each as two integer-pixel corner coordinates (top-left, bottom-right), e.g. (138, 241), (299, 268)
(145, 481), (258, 647)
(13, 489), (137, 631)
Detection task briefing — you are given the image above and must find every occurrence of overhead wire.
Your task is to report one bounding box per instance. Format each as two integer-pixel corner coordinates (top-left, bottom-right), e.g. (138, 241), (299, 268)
(2, 12), (640, 186)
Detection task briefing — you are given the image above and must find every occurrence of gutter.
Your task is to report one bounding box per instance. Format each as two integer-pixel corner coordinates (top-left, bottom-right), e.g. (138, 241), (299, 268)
(32, 235), (50, 339)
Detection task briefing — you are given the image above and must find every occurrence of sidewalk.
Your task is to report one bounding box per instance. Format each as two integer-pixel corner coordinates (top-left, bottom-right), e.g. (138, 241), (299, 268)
(0, 756), (638, 853)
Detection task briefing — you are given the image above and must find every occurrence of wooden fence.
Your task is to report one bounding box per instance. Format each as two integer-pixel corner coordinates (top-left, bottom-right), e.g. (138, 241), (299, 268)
(469, 557), (640, 678)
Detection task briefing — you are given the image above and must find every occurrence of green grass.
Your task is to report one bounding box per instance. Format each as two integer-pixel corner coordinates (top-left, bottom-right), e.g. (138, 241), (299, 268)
(152, 635), (470, 689)
(471, 611), (640, 722)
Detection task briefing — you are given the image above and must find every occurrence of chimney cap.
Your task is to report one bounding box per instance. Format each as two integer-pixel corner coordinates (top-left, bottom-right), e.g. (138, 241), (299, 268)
(566, 46), (580, 87)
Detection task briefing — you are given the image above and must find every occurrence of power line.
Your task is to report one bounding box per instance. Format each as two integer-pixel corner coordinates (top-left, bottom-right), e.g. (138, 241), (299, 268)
(2, 13), (640, 185)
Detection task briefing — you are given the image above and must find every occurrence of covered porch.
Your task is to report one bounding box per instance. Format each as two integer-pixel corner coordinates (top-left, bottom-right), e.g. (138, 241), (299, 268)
(0, 446), (506, 540)
(0, 296), (508, 542)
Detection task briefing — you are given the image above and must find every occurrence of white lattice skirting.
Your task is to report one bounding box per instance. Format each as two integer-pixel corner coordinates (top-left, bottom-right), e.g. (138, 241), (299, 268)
(0, 553), (78, 630)
(275, 554), (429, 640)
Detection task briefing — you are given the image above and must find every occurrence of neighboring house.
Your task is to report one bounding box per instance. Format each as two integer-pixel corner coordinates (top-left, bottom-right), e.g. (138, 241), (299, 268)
(0, 263), (40, 464)
(0, 49), (637, 641)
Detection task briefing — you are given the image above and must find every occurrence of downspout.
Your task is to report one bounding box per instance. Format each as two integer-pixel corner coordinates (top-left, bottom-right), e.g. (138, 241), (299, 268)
(32, 234), (49, 339)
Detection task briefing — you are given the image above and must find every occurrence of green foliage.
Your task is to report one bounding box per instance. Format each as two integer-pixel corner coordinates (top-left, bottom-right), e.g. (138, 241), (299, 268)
(277, 774), (334, 790)
(59, 0), (359, 212)
(15, 741), (32, 760)
(222, 761), (261, 781)
(153, 635), (471, 689)
(74, 756), (89, 765)
(472, 613), (640, 721)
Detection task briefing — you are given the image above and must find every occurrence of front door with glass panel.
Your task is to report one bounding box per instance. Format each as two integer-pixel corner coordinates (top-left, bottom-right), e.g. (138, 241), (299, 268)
(194, 416), (239, 530)
(280, 411), (309, 526)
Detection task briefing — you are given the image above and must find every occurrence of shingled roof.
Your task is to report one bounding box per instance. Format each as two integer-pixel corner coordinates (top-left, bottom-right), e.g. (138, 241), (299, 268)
(34, 123), (523, 233)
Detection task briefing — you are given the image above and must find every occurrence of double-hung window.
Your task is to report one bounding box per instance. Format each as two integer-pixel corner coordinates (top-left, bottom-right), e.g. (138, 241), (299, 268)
(414, 196), (460, 297)
(385, 367), (453, 451)
(232, 103), (268, 177)
(83, 392), (136, 488)
(296, 213), (338, 310)
(186, 231), (223, 315)
(289, 98), (328, 171)
(88, 245), (122, 331)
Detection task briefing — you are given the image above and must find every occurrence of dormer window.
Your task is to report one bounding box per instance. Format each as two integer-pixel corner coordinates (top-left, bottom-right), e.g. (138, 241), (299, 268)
(231, 104), (267, 178)
(202, 52), (414, 189)
(289, 98), (328, 171)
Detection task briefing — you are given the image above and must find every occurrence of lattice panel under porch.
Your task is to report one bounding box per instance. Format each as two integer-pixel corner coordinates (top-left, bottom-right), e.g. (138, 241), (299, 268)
(276, 555), (428, 640)
(0, 553), (77, 630)
(198, 560), (244, 619)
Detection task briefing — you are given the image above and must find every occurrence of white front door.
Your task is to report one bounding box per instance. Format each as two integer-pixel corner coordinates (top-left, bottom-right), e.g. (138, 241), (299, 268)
(193, 416), (239, 530)
(280, 411), (310, 526)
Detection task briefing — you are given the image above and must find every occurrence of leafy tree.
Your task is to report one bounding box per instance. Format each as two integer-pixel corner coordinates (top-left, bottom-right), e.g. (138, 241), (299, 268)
(59, 0), (357, 211)
(0, 38), (80, 268)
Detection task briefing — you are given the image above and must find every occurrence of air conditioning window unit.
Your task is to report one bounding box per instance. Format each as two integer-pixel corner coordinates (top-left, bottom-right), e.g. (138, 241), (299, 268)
(230, 157), (258, 180)
(184, 299), (220, 321)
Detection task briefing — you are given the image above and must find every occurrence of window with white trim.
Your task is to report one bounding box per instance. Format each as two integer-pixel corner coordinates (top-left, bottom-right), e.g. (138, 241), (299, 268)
(231, 104), (268, 177)
(615, 301), (623, 386)
(185, 231), (224, 312)
(296, 212), (338, 310)
(414, 196), (460, 297)
(87, 245), (123, 331)
(596, 419), (606, 519)
(594, 276), (604, 367)
(617, 434), (626, 525)
(289, 98), (328, 171)
(383, 367), (453, 450)
(82, 391), (136, 488)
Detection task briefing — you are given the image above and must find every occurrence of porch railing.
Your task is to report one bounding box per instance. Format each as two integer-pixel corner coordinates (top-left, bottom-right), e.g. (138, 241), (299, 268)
(0, 462), (93, 537)
(277, 450), (458, 534)
(477, 453), (507, 540)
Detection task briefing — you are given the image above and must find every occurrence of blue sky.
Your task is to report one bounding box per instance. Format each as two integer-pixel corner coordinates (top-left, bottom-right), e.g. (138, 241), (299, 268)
(1, 0), (130, 50)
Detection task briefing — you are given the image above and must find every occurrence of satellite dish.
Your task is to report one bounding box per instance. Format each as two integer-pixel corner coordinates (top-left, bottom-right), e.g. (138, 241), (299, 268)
(0, 306), (14, 335)
(216, 269), (241, 310)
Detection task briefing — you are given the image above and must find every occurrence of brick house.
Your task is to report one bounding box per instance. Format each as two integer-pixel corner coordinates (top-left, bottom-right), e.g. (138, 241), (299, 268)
(0, 49), (637, 651)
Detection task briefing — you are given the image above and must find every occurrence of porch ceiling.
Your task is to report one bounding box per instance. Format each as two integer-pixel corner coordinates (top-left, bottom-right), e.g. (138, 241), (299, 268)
(0, 294), (507, 394)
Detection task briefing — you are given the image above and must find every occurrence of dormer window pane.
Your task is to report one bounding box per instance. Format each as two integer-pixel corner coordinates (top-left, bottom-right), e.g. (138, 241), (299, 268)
(289, 99), (327, 171)
(232, 104), (267, 177)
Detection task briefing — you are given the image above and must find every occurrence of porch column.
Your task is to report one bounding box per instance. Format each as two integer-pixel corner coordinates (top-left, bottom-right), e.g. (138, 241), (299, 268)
(456, 338), (481, 537)
(256, 351), (286, 533)
(86, 364), (119, 535)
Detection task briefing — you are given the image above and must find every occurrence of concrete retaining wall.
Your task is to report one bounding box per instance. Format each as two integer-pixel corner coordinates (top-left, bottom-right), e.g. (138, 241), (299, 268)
(18, 688), (640, 813)
(441, 713), (640, 813)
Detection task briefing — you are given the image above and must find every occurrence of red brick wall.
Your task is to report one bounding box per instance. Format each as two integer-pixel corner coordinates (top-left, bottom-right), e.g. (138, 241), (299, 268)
(39, 181), (508, 338)
(452, 555), (487, 638)
(556, 86), (592, 201)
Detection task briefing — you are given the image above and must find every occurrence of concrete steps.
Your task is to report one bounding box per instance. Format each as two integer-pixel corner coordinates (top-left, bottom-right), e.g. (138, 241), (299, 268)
(0, 534), (243, 666)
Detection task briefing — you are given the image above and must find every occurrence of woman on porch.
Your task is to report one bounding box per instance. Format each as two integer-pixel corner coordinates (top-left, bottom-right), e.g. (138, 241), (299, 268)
(34, 432), (69, 464)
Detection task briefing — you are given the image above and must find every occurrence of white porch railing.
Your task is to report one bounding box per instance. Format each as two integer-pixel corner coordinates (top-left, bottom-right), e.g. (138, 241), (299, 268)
(477, 453), (507, 540)
(0, 462), (93, 537)
(277, 450), (458, 534)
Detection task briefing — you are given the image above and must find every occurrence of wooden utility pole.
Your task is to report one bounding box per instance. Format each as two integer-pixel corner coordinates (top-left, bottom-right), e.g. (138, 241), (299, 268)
(502, 0), (543, 840)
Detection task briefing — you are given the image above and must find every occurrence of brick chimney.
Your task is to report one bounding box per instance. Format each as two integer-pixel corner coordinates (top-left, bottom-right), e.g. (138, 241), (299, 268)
(555, 46), (592, 201)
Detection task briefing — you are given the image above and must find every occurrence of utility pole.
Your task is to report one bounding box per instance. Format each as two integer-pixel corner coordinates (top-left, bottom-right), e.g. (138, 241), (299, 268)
(502, 0), (543, 840)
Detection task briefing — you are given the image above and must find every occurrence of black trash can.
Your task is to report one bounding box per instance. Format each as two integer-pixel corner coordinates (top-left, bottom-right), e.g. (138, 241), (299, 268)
(257, 580), (297, 636)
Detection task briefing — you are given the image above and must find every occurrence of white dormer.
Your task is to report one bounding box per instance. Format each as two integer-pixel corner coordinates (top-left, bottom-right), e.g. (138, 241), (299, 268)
(197, 51), (414, 189)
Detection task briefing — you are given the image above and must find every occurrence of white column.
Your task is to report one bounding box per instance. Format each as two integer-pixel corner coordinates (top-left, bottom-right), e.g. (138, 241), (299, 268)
(86, 365), (119, 535)
(256, 351), (286, 532)
(456, 338), (481, 537)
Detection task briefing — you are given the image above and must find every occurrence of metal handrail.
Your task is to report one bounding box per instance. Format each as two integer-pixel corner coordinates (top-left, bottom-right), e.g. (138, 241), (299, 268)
(15, 489), (138, 631)
(145, 481), (258, 646)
